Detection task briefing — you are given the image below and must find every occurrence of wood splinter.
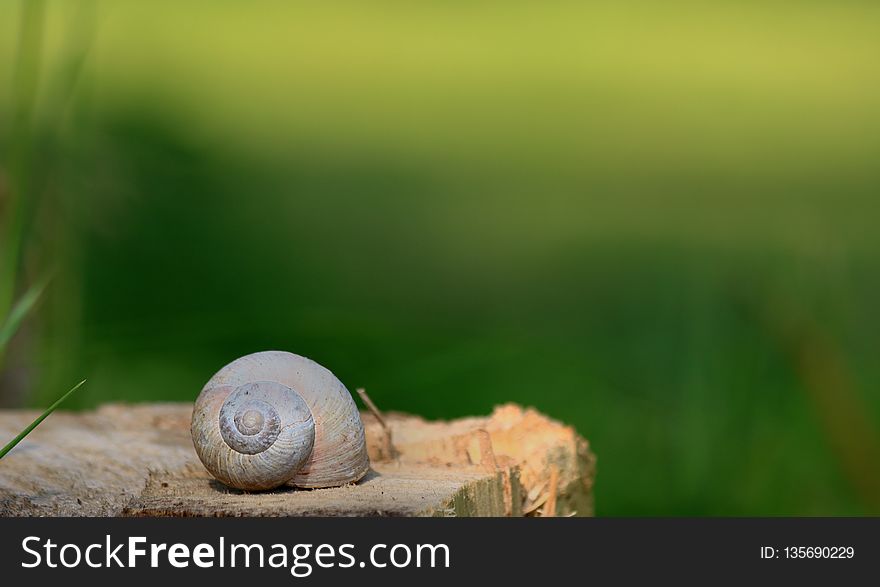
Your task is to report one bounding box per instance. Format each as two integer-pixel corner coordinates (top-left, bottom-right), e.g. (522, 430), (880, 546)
(356, 388), (398, 461)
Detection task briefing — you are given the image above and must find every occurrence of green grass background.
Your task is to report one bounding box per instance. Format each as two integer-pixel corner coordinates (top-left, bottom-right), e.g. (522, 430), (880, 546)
(1, 0), (879, 515)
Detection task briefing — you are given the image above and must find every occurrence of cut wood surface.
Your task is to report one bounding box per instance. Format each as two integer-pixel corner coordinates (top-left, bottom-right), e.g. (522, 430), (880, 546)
(0, 403), (595, 517)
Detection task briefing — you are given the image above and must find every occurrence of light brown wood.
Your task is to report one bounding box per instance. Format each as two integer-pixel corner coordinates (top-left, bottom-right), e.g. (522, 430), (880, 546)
(0, 403), (595, 517)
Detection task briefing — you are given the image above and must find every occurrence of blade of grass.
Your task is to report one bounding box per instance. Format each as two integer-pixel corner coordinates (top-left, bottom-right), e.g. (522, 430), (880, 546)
(0, 275), (50, 351)
(0, 378), (86, 460)
(1, 0), (46, 320)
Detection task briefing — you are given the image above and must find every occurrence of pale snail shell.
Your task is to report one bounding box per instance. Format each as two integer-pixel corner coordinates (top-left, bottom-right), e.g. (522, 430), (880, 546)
(191, 351), (370, 491)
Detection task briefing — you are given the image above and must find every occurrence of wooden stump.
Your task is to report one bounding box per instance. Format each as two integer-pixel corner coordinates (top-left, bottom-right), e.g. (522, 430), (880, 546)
(0, 403), (595, 517)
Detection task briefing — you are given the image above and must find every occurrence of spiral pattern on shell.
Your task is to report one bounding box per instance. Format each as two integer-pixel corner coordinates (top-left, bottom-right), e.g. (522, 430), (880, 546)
(191, 351), (370, 491)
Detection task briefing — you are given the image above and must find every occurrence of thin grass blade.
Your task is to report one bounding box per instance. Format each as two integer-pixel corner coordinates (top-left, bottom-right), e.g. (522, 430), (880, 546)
(0, 276), (49, 351)
(0, 378), (86, 460)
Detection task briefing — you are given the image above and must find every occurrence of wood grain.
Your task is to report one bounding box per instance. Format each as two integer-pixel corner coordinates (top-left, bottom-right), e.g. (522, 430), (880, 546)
(0, 403), (595, 517)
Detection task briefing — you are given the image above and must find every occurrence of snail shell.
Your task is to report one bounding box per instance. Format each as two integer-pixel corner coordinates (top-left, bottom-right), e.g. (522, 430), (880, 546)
(191, 351), (370, 491)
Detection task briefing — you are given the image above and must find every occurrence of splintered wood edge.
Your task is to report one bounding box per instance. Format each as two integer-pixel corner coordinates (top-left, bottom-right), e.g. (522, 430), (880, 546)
(0, 403), (595, 517)
(363, 403), (596, 516)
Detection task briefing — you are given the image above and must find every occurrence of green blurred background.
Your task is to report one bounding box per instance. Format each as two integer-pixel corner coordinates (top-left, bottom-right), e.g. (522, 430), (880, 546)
(1, 0), (879, 515)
